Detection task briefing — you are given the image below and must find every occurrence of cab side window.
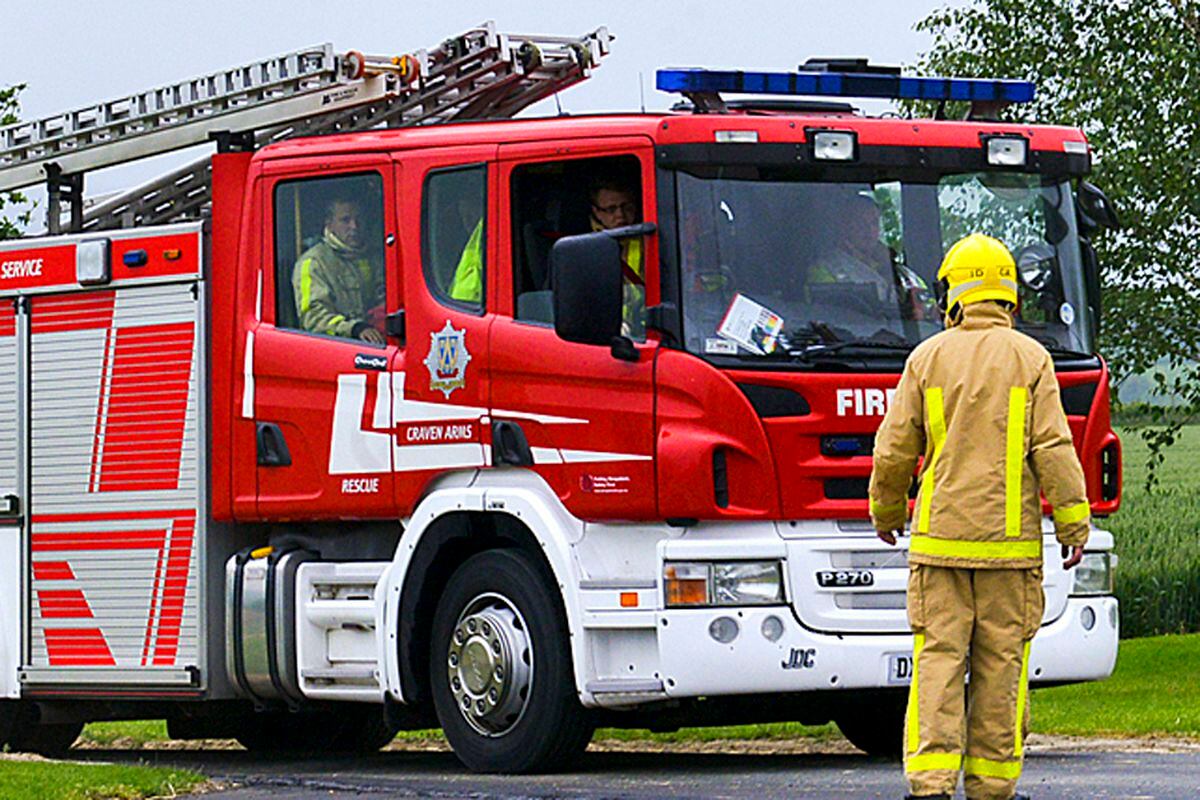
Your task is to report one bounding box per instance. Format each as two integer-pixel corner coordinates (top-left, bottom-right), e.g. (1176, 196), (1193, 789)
(422, 165), (486, 312)
(509, 155), (644, 338)
(274, 173), (386, 345)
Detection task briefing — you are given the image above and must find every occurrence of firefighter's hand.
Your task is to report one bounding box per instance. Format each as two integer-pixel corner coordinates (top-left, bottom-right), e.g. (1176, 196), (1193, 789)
(359, 327), (386, 345)
(876, 529), (898, 546)
(1062, 544), (1084, 570)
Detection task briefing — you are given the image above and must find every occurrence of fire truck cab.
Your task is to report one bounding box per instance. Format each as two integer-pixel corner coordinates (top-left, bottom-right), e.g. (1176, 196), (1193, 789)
(0, 42), (1121, 772)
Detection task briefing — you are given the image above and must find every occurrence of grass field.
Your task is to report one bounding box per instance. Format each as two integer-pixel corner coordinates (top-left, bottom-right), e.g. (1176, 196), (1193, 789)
(0, 759), (204, 800)
(1108, 426), (1200, 638)
(1031, 633), (1200, 737)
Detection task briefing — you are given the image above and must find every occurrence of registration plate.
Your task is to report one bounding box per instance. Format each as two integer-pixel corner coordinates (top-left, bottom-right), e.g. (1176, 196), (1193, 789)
(887, 652), (913, 685)
(815, 569), (874, 587)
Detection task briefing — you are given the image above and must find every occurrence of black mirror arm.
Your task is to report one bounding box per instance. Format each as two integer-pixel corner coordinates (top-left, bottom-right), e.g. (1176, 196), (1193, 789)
(610, 336), (640, 362)
(602, 222), (657, 240)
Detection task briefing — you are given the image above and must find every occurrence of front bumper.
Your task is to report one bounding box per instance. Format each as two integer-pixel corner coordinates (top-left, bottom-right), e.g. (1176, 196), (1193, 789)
(656, 595), (1119, 698)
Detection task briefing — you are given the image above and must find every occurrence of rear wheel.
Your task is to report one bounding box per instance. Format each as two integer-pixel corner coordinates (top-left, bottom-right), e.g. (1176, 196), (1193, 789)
(429, 549), (592, 773)
(3, 705), (83, 758)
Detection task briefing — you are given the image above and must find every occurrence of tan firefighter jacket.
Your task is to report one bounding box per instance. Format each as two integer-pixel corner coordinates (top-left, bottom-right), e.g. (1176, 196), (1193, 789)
(868, 302), (1090, 569)
(292, 233), (383, 339)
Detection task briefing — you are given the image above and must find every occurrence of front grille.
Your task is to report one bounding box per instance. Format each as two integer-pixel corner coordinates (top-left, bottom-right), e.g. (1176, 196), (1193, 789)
(824, 477), (868, 499)
(830, 550), (908, 569)
(834, 592), (907, 610)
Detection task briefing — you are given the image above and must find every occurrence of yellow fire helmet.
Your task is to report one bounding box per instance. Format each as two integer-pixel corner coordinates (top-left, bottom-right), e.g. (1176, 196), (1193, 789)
(936, 233), (1018, 323)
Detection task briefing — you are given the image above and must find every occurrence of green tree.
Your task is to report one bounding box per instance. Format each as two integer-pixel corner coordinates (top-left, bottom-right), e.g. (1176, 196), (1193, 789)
(0, 84), (32, 239)
(914, 0), (1200, 488)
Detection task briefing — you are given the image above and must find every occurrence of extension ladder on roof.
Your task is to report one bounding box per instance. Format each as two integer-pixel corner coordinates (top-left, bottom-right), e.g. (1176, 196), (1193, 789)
(0, 22), (612, 232)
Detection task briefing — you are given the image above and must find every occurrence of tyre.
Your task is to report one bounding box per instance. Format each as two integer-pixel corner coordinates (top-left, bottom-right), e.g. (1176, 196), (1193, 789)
(429, 549), (593, 773)
(5, 717), (84, 758)
(234, 705), (398, 754)
(834, 696), (905, 759)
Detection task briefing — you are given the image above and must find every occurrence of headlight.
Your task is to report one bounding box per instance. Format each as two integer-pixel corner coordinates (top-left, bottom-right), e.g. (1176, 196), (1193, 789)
(1072, 552), (1115, 596)
(664, 561), (784, 607)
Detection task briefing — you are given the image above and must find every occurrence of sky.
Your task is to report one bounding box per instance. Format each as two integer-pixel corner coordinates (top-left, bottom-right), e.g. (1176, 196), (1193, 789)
(0, 0), (962, 224)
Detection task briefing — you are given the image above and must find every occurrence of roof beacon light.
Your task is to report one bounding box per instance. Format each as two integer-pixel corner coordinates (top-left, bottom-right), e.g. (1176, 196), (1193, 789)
(656, 67), (1035, 105)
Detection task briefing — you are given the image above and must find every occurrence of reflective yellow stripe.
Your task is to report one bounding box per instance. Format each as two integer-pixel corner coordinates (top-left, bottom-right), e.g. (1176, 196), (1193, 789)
(917, 387), (946, 532)
(1053, 501), (1090, 526)
(906, 633), (924, 754)
(1015, 639), (1031, 757)
(326, 314), (345, 334)
(964, 755), (1022, 779)
(870, 498), (905, 518)
(1006, 387), (1028, 537)
(299, 258), (313, 312)
(909, 535), (1042, 561)
(906, 752), (963, 773)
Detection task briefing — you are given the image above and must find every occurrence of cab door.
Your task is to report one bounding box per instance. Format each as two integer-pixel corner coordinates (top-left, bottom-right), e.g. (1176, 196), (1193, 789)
(489, 140), (658, 520)
(391, 147), (497, 513)
(253, 157), (400, 519)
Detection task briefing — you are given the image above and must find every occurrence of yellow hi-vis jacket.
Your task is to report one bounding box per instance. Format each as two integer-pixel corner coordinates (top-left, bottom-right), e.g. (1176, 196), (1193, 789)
(868, 302), (1091, 569)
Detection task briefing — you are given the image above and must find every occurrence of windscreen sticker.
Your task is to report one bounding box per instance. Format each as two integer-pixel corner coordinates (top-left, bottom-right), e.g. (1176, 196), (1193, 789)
(717, 293), (784, 355)
(704, 337), (739, 355)
(1059, 302), (1076, 326)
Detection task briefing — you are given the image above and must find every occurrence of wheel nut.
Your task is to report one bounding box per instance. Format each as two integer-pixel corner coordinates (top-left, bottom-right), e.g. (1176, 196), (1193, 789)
(482, 622), (492, 636)
(467, 619), (478, 632)
(488, 688), (499, 702)
(462, 696), (471, 709)
(491, 640), (501, 655)
(476, 699), (486, 714)
(452, 677), (461, 691)
(494, 666), (504, 681)
(449, 653), (459, 667)
(455, 630), (465, 644)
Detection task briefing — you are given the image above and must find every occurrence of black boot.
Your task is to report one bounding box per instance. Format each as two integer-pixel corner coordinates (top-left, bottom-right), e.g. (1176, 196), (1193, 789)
(904, 795), (951, 800)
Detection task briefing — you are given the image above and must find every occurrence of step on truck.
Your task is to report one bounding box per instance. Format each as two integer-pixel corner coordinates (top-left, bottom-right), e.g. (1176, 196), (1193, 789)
(0, 27), (1121, 770)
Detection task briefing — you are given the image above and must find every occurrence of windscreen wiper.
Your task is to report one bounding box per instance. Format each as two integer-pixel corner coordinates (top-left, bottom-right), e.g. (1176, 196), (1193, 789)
(1030, 336), (1094, 360)
(788, 338), (914, 359)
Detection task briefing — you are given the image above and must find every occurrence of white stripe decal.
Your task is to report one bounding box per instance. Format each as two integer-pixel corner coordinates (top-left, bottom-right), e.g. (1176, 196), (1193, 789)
(560, 449), (652, 463)
(490, 408), (588, 425)
(255, 270), (263, 322)
(329, 374), (391, 475)
(530, 447), (563, 464)
(391, 372), (487, 423)
(393, 443), (486, 472)
(373, 373), (391, 429)
(240, 331), (255, 419)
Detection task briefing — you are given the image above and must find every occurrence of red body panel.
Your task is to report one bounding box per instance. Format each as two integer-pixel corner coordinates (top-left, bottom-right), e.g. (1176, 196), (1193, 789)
(198, 112), (1117, 526)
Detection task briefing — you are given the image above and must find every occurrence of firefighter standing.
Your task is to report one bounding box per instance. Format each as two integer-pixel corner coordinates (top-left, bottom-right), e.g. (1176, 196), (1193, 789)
(869, 234), (1090, 800)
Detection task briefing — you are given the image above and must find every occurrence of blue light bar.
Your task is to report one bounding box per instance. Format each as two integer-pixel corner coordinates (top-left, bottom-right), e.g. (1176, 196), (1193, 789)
(656, 68), (1035, 104)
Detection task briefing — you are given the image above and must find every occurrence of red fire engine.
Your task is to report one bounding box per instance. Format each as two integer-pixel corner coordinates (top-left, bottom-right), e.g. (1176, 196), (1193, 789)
(0, 26), (1121, 772)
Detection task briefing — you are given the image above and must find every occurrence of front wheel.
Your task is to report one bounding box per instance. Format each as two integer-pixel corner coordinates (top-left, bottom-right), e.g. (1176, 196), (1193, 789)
(834, 694), (905, 760)
(429, 549), (593, 773)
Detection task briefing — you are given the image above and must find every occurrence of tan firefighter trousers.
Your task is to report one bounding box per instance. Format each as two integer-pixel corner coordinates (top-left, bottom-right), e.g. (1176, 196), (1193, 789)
(904, 564), (1045, 800)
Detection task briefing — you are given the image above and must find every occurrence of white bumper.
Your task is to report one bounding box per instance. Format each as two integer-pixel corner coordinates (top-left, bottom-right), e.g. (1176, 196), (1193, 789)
(656, 595), (1119, 698)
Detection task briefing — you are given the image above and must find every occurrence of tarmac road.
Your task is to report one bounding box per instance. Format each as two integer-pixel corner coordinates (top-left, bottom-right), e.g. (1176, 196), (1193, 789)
(74, 738), (1200, 800)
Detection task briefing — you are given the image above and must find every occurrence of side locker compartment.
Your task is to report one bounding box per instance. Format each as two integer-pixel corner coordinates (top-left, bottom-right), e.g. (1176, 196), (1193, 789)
(0, 299), (22, 700)
(23, 280), (205, 691)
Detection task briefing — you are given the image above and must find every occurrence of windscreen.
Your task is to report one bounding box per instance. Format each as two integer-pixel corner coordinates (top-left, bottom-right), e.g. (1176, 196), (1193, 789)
(675, 169), (1092, 363)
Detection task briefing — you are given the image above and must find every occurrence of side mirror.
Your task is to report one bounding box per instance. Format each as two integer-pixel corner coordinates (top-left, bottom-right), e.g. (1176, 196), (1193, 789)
(551, 232), (623, 347)
(1076, 181), (1120, 235)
